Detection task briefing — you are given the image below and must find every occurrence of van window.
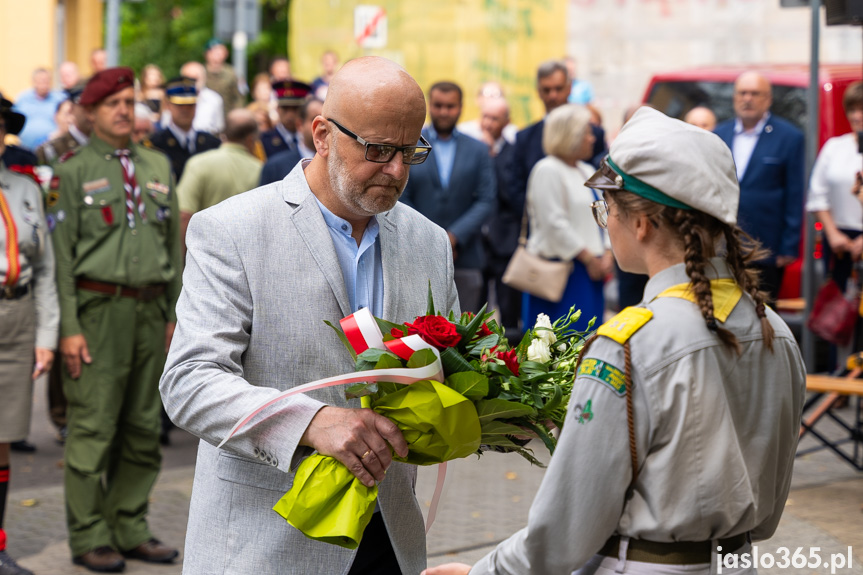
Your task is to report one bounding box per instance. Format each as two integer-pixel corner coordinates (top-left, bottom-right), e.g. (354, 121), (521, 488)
(646, 81), (807, 131)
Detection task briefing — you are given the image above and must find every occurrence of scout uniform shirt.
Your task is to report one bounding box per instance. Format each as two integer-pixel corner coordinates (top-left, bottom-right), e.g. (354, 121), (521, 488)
(471, 259), (806, 574)
(49, 135), (181, 337)
(35, 126), (89, 166)
(0, 163), (59, 349)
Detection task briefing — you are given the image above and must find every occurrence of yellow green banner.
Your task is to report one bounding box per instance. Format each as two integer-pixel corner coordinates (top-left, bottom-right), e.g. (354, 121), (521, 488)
(289, 0), (567, 128)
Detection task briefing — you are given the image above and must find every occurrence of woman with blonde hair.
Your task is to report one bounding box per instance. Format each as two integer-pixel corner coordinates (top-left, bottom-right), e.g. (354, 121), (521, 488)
(139, 64), (166, 118)
(522, 103), (612, 331)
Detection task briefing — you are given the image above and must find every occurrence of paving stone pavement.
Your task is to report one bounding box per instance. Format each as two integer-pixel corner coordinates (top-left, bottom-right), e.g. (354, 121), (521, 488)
(6, 395), (863, 574)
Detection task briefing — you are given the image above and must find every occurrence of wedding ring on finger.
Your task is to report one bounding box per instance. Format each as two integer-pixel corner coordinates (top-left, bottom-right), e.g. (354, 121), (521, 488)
(361, 450), (371, 460)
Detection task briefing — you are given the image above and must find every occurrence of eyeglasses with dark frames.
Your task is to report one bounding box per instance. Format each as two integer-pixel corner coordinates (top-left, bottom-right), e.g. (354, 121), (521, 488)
(591, 200), (609, 229)
(327, 118), (432, 165)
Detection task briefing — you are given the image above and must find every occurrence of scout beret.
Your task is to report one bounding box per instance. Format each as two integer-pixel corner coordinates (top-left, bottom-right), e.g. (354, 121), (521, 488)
(585, 106), (738, 225)
(79, 67), (135, 106)
(272, 80), (312, 106)
(205, 38), (224, 51)
(165, 76), (198, 105)
(0, 96), (26, 135)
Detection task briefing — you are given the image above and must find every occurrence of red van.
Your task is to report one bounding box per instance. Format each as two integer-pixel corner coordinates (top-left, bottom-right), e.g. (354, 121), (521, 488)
(642, 64), (862, 298)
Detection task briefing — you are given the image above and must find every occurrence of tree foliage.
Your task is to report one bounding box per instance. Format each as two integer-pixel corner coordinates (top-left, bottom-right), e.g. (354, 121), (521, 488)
(119, 0), (289, 81)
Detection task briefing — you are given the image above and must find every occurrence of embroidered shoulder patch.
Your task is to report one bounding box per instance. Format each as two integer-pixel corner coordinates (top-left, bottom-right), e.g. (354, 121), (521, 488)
(577, 358), (626, 396)
(597, 307), (653, 345)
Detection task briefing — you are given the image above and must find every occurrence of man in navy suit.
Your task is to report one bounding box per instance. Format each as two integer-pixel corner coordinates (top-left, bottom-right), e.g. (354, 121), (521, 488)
(147, 77), (221, 182)
(714, 71), (805, 302)
(508, 61), (607, 236)
(400, 82), (496, 313)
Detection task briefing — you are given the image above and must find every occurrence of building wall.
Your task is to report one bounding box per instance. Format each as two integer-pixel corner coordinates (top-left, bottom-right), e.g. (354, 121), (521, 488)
(65, 0), (104, 77)
(0, 0), (102, 100)
(0, 0), (56, 98)
(567, 0), (863, 133)
(290, 0), (568, 128)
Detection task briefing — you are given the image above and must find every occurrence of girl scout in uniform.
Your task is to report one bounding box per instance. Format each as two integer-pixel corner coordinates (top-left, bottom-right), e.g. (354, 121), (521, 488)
(0, 101), (59, 575)
(424, 107), (806, 575)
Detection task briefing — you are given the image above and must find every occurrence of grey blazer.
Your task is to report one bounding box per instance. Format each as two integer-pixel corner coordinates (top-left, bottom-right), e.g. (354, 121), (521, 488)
(160, 162), (459, 575)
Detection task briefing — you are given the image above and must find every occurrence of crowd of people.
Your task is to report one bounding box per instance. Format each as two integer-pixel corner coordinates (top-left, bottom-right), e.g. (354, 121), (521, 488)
(0, 38), (858, 575)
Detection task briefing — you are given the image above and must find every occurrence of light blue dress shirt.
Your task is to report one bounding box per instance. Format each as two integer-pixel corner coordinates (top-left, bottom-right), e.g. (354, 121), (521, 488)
(427, 126), (458, 189)
(314, 198), (384, 317)
(13, 89), (66, 150)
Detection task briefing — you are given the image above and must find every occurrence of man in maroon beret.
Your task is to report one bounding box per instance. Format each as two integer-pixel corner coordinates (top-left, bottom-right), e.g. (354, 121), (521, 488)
(49, 67), (181, 572)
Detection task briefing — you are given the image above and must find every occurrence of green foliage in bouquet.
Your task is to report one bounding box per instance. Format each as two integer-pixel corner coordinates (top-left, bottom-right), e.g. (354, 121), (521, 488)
(341, 288), (594, 466)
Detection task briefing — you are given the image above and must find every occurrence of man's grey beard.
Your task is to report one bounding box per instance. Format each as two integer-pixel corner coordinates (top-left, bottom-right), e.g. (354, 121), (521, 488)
(327, 135), (407, 217)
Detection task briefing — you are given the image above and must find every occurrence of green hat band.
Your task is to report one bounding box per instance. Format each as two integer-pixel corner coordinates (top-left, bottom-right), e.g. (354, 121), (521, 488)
(607, 156), (691, 211)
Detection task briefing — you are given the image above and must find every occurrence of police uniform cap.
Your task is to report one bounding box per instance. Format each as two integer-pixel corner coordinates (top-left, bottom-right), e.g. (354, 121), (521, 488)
(585, 106), (738, 225)
(0, 96), (26, 135)
(165, 76), (198, 105)
(272, 80), (312, 107)
(79, 67), (136, 106)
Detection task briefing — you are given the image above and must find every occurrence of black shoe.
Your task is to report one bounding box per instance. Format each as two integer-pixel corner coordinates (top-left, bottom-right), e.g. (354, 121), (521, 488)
(72, 546), (126, 573)
(10, 440), (36, 453)
(0, 550), (34, 575)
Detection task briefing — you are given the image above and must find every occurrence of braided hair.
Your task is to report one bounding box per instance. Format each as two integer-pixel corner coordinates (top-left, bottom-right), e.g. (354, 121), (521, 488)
(609, 190), (775, 353)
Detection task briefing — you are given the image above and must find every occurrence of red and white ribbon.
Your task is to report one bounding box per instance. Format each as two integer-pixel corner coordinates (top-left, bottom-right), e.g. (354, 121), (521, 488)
(218, 308), (450, 533)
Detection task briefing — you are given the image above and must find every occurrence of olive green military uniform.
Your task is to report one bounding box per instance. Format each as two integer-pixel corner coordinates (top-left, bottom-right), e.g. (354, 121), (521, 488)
(206, 64), (243, 115)
(35, 128), (88, 166)
(49, 134), (181, 556)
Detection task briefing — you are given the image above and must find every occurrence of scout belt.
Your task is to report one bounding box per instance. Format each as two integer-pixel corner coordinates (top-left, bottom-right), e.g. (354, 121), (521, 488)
(1, 283), (30, 300)
(76, 279), (166, 302)
(599, 533), (749, 565)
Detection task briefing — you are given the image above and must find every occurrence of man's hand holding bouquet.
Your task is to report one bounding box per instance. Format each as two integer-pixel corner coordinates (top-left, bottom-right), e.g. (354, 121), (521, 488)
(220, 287), (594, 549)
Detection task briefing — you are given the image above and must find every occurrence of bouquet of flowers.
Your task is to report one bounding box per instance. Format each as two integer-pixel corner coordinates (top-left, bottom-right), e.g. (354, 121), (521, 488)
(269, 289), (594, 549)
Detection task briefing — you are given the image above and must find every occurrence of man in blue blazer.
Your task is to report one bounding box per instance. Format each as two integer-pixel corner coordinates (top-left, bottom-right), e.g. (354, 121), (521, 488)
(400, 82), (496, 313)
(714, 71), (805, 301)
(508, 61), (608, 226)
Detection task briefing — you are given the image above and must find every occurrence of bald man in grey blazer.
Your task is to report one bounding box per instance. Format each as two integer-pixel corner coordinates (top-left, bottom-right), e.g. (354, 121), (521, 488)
(160, 57), (459, 575)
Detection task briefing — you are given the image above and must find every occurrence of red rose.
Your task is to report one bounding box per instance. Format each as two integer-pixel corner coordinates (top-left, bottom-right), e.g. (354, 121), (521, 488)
(477, 323), (493, 338)
(496, 349), (520, 376)
(404, 315), (461, 349)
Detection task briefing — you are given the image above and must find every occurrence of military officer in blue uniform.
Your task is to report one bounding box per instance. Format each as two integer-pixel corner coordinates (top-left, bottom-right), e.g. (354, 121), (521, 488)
(260, 79), (311, 158)
(146, 77), (220, 182)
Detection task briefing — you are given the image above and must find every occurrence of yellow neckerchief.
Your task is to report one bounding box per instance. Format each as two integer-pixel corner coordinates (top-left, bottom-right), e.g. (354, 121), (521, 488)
(653, 278), (742, 322)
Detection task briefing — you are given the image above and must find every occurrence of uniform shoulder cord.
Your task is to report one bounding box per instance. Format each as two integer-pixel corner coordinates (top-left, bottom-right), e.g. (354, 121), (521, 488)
(575, 335), (639, 491)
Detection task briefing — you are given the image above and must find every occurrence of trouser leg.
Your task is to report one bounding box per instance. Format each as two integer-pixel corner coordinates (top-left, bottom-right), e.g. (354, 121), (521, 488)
(454, 268), (484, 314)
(104, 299), (164, 551)
(47, 357), (68, 430)
(64, 292), (133, 555)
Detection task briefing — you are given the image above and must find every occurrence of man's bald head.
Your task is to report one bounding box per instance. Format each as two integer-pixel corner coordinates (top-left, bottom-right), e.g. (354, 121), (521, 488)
(181, 62), (207, 90)
(734, 71), (772, 129)
(322, 57), (426, 135)
(684, 106), (717, 132)
(225, 108), (258, 143)
(307, 57), (427, 228)
(480, 97), (510, 142)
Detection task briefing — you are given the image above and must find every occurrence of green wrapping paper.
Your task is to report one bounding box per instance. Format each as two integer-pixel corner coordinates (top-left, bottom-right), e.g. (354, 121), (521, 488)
(273, 380), (481, 548)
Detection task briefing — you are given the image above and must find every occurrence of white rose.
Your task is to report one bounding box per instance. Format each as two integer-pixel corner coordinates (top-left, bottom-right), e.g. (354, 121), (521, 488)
(534, 313), (557, 345)
(527, 339), (552, 363)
